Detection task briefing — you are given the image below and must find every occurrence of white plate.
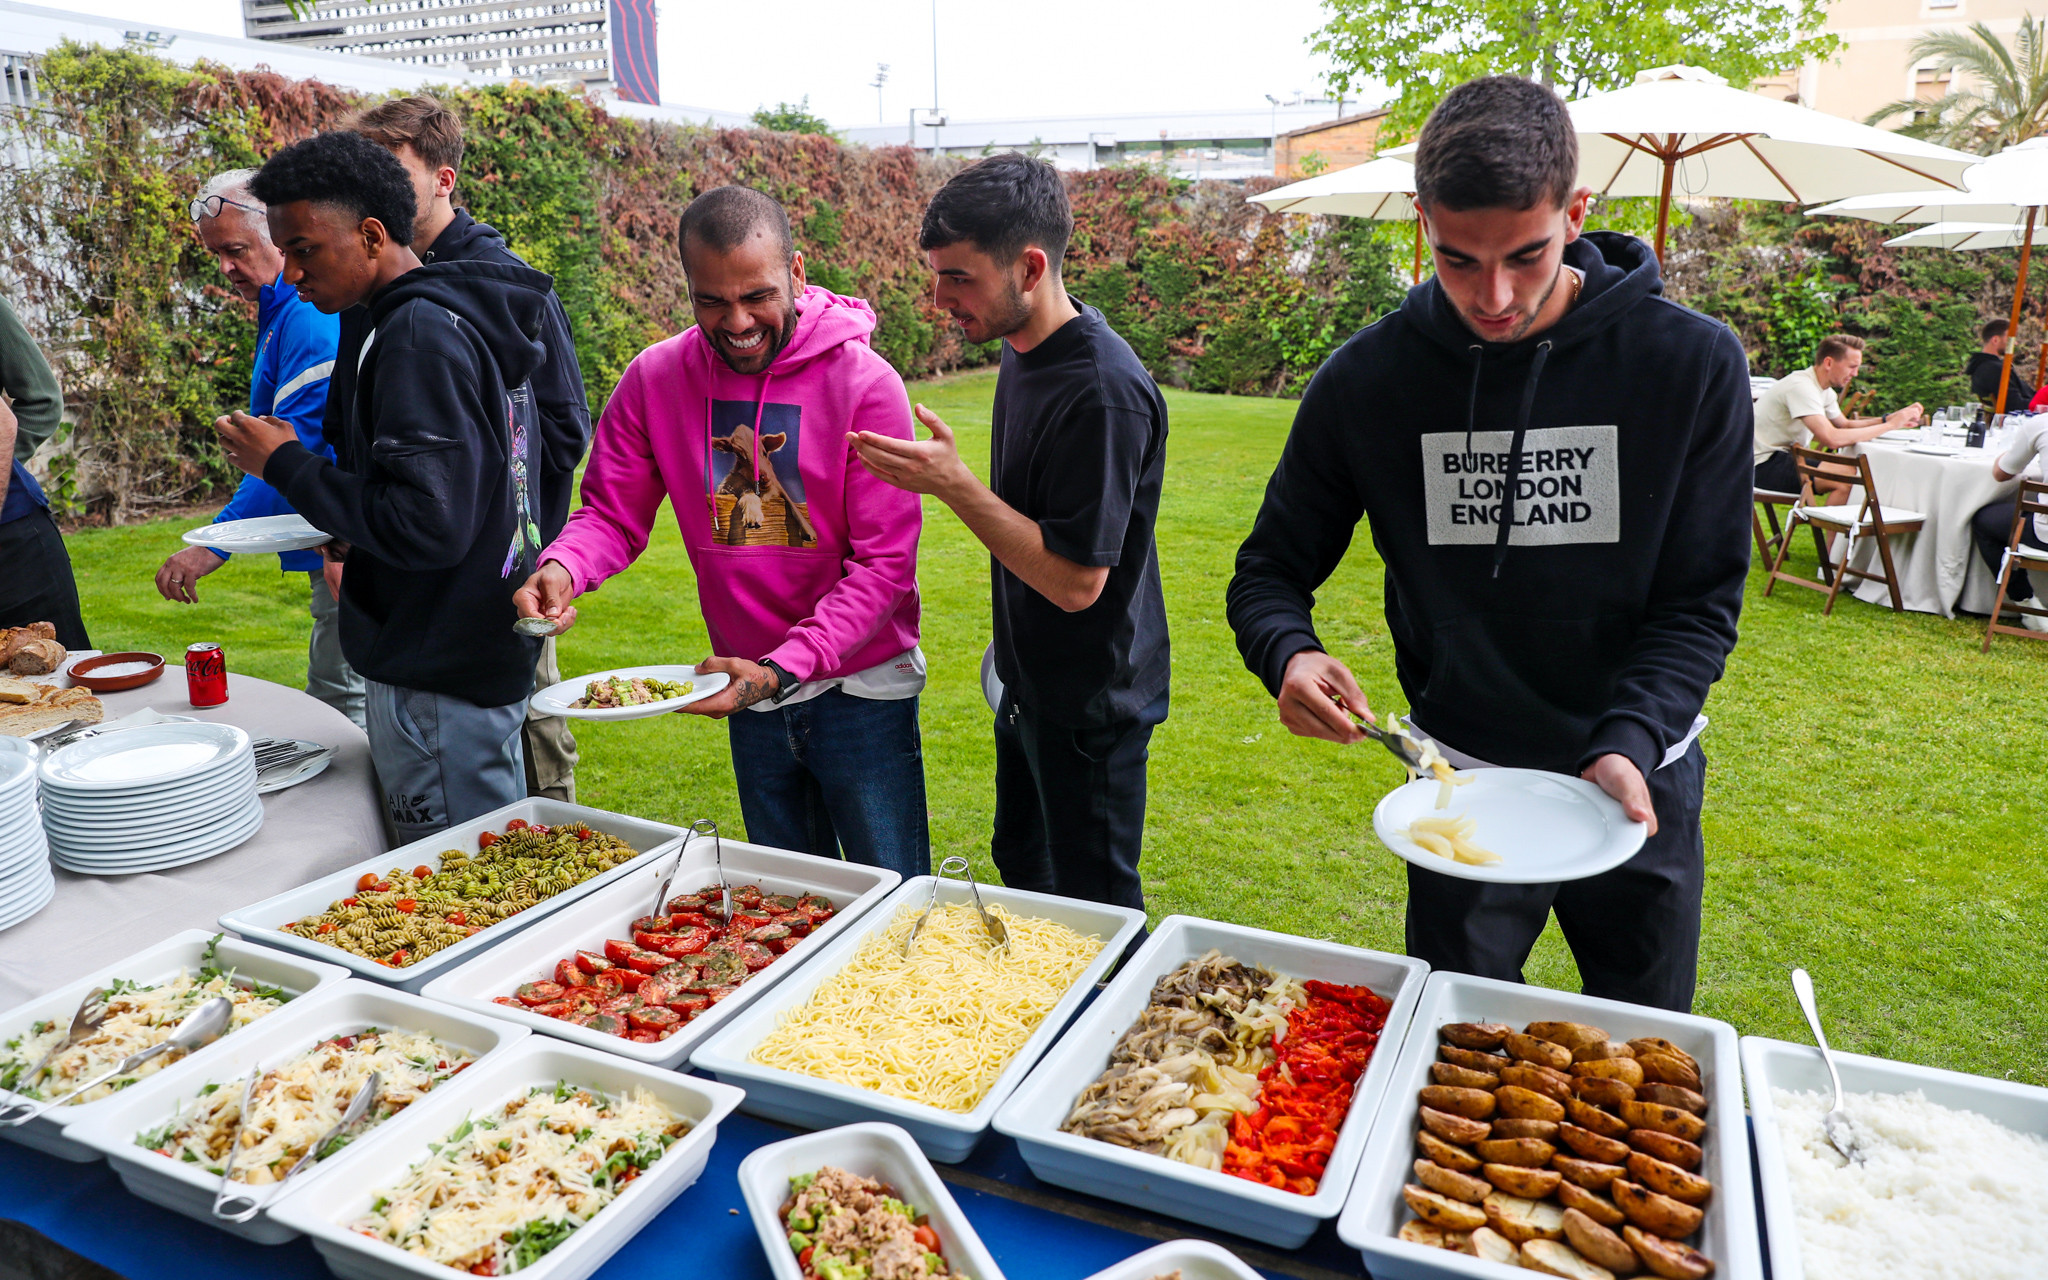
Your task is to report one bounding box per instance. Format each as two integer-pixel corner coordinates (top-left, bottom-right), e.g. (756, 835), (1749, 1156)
(182, 514), (331, 554)
(1743, 1035), (2048, 1280)
(691, 876), (1147, 1163)
(64, 980), (528, 1245)
(43, 784), (258, 840)
(0, 931), (351, 1161)
(44, 772), (258, 820)
(993, 915), (1429, 1249)
(0, 752), (34, 795)
(531, 665), (731, 721)
(1372, 767), (1647, 884)
(0, 736), (39, 762)
(267, 1039), (745, 1280)
(422, 838), (901, 1069)
(736, 1123), (1007, 1280)
(0, 870), (55, 930)
(40, 755), (254, 804)
(51, 799), (264, 872)
(1905, 443), (1964, 456)
(1083, 1240), (1264, 1280)
(0, 855), (51, 898)
(1338, 970), (1761, 1280)
(40, 723), (251, 792)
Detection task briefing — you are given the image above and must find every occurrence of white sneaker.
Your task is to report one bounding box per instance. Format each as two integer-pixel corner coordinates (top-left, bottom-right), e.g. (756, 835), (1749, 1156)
(2024, 610), (2048, 634)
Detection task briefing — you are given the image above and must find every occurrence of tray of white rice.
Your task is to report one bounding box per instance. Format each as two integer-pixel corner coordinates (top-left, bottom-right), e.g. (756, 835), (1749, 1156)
(1742, 1035), (2048, 1280)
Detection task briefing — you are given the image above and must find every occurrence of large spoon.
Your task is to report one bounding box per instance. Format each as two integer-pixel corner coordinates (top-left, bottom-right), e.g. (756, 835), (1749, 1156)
(0, 996), (234, 1127)
(1790, 967), (1862, 1164)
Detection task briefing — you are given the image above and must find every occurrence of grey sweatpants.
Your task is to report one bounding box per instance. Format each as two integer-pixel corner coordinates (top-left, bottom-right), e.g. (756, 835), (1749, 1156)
(522, 635), (578, 801)
(364, 679), (527, 845)
(306, 572), (366, 730)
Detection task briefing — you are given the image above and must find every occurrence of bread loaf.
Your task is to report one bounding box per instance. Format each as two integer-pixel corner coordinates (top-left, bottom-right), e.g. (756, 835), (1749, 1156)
(0, 683), (103, 736)
(6, 637), (67, 675)
(0, 622), (56, 665)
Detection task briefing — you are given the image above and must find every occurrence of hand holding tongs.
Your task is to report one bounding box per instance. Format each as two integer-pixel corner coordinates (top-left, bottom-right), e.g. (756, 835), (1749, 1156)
(904, 856), (1008, 958)
(651, 819), (725, 920)
(213, 1069), (382, 1222)
(0, 996), (233, 1127)
(1333, 695), (1425, 771)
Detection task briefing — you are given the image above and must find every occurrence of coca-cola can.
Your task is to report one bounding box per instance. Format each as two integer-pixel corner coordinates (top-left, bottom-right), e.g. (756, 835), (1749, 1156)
(186, 642), (228, 707)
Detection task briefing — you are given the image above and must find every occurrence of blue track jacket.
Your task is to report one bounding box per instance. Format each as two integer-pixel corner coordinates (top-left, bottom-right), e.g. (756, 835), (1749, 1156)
(208, 274), (340, 572)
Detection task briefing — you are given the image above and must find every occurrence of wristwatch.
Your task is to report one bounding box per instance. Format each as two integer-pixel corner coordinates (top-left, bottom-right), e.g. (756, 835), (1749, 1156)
(760, 658), (798, 704)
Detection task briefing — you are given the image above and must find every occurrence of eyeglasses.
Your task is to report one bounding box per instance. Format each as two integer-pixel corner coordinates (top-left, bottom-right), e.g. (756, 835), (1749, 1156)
(189, 194), (261, 222)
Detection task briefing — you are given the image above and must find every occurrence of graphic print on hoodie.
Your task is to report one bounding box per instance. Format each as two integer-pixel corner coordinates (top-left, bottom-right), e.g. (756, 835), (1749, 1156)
(708, 400), (815, 547)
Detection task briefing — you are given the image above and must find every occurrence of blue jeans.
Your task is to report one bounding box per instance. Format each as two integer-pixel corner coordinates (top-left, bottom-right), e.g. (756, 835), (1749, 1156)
(726, 690), (930, 880)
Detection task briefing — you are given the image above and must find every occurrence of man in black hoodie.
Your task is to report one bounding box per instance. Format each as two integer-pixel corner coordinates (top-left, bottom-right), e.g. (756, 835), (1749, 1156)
(1967, 319), (2036, 410)
(1227, 77), (1752, 1012)
(217, 131), (556, 841)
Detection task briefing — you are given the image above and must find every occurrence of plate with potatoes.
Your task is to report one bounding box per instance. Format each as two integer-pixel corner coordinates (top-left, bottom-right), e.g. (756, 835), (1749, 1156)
(1339, 971), (1760, 1280)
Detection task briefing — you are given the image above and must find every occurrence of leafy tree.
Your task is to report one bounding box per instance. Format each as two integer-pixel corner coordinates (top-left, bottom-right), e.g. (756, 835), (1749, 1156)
(1312, 0), (1839, 140)
(1865, 18), (2048, 154)
(751, 97), (837, 137)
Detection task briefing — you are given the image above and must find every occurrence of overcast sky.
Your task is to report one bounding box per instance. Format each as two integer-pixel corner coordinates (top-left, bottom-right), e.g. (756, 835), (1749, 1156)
(64, 0), (1373, 124)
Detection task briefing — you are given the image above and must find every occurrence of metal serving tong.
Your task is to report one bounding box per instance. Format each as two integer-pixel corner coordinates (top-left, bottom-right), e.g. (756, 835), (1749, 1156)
(1333, 697), (1426, 772)
(9, 987), (109, 1101)
(213, 1068), (382, 1222)
(651, 819), (725, 921)
(904, 856), (1008, 958)
(0, 996), (233, 1127)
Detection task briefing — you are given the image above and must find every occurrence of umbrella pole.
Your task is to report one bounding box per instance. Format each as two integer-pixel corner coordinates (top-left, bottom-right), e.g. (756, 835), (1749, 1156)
(1412, 219), (1423, 285)
(1997, 207), (2037, 416)
(1653, 154), (1675, 266)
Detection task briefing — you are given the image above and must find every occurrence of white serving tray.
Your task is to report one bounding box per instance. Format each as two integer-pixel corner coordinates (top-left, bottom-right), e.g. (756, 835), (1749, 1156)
(64, 979), (528, 1244)
(691, 876), (1146, 1162)
(0, 930), (349, 1162)
(736, 1122), (1007, 1280)
(992, 914), (1429, 1249)
(218, 799), (685, 995)
(1082, 1239), (1264, 1280)
(1743, 1034), (2048, 1280)
(267, 1038), (743, 1280)
(1338, 970), (1761, 1280)
(421, 839), (900, 1068)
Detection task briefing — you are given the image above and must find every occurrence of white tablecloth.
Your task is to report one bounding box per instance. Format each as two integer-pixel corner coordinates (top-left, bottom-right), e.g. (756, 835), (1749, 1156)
(1842, 441), (2020, 617)
(0, 673), (387, 1008)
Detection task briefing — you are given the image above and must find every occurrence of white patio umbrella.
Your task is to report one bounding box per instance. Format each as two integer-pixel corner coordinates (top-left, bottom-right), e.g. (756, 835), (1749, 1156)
(1883, 221), (2029, 249)
(1248, 157), (1429, 282)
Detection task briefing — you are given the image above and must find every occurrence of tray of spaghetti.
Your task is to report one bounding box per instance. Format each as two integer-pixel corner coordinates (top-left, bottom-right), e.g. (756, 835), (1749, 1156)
(991, 915), (1429, 1248)
(690, 875), (1146, 1162)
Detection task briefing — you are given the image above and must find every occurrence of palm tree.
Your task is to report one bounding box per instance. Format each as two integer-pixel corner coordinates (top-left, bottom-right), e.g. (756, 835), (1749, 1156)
(1865, 18), (2048, 155)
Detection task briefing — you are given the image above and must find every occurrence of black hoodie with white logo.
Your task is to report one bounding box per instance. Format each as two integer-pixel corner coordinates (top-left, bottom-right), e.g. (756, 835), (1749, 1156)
(1227, 231), (1752, 780)
(266, 260), (553, 707)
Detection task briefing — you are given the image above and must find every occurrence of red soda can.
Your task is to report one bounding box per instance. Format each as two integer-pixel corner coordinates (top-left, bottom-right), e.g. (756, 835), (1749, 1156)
(185, 642), (228, 707)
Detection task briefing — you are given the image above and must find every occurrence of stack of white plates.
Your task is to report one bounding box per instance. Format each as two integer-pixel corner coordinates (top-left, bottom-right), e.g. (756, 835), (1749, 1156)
(40, 724), (264, 874)
(0, 749), (56, 928)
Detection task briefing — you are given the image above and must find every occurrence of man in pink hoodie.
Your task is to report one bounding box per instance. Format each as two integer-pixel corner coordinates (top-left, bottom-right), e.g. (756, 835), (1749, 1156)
(515, 187), (928, 876)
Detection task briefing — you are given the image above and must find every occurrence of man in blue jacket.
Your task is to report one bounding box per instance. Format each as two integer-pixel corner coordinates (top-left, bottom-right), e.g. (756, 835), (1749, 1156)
(153, 170), (363, 727)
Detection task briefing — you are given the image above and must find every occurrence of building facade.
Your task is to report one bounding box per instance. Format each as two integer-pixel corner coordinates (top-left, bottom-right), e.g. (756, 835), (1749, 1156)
(1754, 0), (2033, 125)
(1275, 108), (1389, 180)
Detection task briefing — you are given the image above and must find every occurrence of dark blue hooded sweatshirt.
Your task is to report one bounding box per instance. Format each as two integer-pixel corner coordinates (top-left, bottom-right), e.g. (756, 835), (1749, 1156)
(1226, 231), (1752, 780)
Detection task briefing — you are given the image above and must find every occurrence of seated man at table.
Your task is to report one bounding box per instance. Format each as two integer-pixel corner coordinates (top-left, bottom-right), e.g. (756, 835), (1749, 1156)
(214, 131), (556, 840)
(1973, 415), (2048, 629)
(1969, 319), (2036, 410)
(1753, 334), (1921, 503)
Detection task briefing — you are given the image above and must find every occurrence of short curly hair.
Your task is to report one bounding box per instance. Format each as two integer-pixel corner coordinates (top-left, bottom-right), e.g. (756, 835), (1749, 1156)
(919, 153), (1071, 269)
(250, 130), (417, 247)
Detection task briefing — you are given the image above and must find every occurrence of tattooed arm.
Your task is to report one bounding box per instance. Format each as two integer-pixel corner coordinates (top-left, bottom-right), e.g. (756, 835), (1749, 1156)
(675, 655), (780, 720)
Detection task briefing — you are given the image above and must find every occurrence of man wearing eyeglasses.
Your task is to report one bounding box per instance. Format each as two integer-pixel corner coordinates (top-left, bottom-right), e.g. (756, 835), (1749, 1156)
(151, 170), (362, 726)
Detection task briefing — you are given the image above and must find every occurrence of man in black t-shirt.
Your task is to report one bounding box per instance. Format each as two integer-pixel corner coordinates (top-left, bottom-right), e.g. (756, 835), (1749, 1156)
(850, 154), (1169, 911)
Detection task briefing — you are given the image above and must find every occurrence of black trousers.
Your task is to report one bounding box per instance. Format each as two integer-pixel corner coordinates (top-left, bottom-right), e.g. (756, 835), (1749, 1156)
(1973, 498), (2048, 601)
(1404, 743), (1707, 1013)
(991, 691), (1167, 912)
(0, 508), (89, 649)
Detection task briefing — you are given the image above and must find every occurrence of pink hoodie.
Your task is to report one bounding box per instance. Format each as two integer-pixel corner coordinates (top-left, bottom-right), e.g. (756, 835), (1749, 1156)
(542, 286), (920, 682)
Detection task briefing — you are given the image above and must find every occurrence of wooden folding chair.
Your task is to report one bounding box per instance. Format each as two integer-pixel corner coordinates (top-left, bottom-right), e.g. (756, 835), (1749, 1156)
(1982, 478), (2048, 651)
(1752, 487), (1800, 565)
(1763, 444), (1927, 614)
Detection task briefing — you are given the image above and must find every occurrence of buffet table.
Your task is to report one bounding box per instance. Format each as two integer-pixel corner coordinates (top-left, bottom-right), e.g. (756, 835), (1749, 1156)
(0, 673), (386, 1008)
(1843, 440), (2019, 617)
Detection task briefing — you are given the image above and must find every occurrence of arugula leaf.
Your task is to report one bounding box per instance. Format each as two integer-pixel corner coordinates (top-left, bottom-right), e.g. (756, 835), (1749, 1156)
(502, 1217), (579, 1270)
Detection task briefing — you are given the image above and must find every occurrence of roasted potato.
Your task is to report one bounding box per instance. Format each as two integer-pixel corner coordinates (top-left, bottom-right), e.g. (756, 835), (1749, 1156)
(1572, 1040), (1637, 1064)
(1556, 1179), (1628, 1228)
(1553, 1155), (1626, 1190)
(1637, 1083), (1708, 1116)
(1571, 1056), (1646, 1087)
(1566, 1096), (1633, 1139)
(1619, 1100), (1706, 1143)
(1625, 1039), (1699, 1075)
(1503, 1061), (1576, 1102)
(1559, 1122), (1633, 1163)
(1611, 1178), (1704, 1238)
(1441, 1044), (1513, 1074)
(1562, 1207), (1640, 1275)
(1626, 1129), (1703, 1171)
(1441, 1021), (1513, 1050)
(1396, 1219), (1469, 1252)
(1626, 1153), (1713, 1206)
(1506, 1033), (1574, 1071)
(1432, 1060), (1502, 1090)
(1523, 1238), (1619, 1280)
(1466, 1226), (1522, 1266)
(1404, 1183), (1489, 1232)
(1572, 1076), (1638, 1109)
(1622, 1226), (1716, 1279)
(1527, 1021), (1609, 1051)
(1493, 1117), (1561, 1141)
(1419, 1128), (1485, 1172)
(1421, 1085), (1497, 1120)
(1637, 1052), (1703, 1092)
(1415, 1157), (1492, 1203)
(1421, 1105), (1493, 1145)
(1497, 1084), (1568, 1123)
(1482, 1192), (1567, 1245)
(1475, 1137), (1558, 1167)
(1483, 1162), (1563, 1197)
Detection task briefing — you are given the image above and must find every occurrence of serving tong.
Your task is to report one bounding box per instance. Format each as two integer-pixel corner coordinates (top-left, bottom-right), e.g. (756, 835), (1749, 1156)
(1791, 967), (1864, 1164)
(1332, 697), (1426, 772)
(0, 996), (233, 1127)
(212, 1067), (382, 1222)
(904, 856), (1008, 958)
(9, 987), (109, 1099)
(651, 819), (726, 920)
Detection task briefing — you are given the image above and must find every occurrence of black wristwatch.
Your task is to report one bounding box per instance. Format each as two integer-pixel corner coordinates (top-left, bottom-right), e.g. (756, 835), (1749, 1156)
(760, 658), (798, 704)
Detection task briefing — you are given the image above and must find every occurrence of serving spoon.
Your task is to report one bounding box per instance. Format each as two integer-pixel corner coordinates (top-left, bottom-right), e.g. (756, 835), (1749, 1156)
(0, 996), (234, 1127)
(1791, 967), (1862, 1163)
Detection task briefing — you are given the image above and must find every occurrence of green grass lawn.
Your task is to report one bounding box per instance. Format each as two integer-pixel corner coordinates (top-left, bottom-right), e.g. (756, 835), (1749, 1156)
(62, 368), (2048, 1086)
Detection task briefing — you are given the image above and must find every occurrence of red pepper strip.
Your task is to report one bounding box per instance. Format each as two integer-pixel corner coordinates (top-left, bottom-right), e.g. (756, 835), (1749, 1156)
(1221, 981), (1388, 1196)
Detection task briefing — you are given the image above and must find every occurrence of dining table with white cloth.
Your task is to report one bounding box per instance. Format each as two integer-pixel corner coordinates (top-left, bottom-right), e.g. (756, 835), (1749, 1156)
(0, 673), (387, 1008)
(1837, 437), (2022, 616)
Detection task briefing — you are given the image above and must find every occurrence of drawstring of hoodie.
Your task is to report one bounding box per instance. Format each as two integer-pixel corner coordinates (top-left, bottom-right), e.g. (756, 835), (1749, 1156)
(1487, 339), (1553, 579)
(1462, 345), (1483, 454)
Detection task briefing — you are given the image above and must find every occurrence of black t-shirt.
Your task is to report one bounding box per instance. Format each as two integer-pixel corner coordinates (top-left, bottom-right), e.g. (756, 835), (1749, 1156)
(990, 304), (1170, 727)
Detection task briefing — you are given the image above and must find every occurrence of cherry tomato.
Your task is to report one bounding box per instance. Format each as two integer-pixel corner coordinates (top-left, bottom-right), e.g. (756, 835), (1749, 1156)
(317, 923), (336, 934)
(555, 958), (591, 988)
(478, 831), (499, 849)
(374, 881), (392, 893)
(412, 865), (433, 879)
(632, 931), (672, 953)
(574, 950), (613, 975)
(602, 938), (639, 966)
(590, 970), (627, 995)
(395, 899), (418, 913)
(913, 1225), (940, 1252)
(798, 1247), (813, 1270)
(504, 818), (528, 831)
(342, 897), (359, 908)
(659, 927), (712, 957)
(387, 949), (409, 965)
(628, 1005), (679, 1030)
(446, 911), (467, 926)
(356, 873), (379, 891)
(614, 968), (646, 992)
(623, 950), (667, 976)
(492, 996), (520, 1007)
(516, 981), (564, 1006)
